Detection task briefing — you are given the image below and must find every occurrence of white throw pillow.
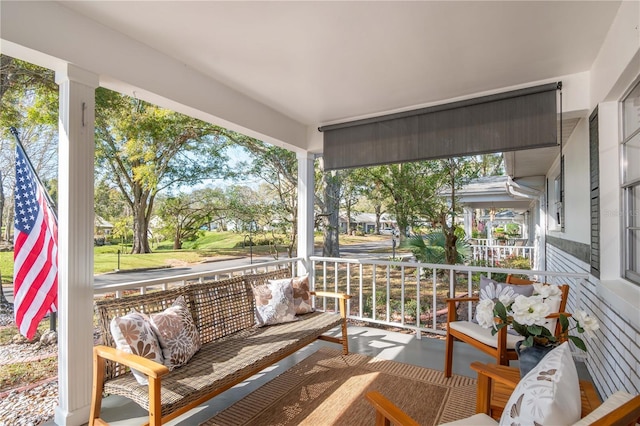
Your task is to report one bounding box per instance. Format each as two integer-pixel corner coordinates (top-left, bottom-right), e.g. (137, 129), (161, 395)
(110, 309), (164, 385)
(150, 295), (202, 371)
(499, 342), (580, 426)
(270, 274), (314, 315)
(253, 279), (298, 326)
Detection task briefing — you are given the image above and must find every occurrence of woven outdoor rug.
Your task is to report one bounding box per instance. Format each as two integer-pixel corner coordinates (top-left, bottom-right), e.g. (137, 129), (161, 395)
(202, 346), (477, 426)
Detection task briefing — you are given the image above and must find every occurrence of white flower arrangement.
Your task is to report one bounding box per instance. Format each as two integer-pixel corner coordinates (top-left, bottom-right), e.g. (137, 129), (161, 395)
(476, 283), (600, 350)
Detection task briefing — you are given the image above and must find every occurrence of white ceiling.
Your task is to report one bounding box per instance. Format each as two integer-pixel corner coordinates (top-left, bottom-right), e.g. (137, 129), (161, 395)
(58, 1), (620, 127)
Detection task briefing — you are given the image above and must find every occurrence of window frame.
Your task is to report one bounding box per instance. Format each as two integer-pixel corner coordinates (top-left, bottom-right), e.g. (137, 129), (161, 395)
(621, 78), (640, 285)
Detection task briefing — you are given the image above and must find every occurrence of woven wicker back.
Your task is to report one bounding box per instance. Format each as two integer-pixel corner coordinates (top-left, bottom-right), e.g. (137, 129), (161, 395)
(94, 268), (293, 381)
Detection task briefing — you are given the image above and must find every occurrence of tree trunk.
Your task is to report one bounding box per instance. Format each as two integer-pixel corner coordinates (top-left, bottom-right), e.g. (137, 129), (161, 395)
(374, 204), (382, 234)
(345, 202), (352, 234)
(173, 228), (182, 250)
(322, 171), (340, 257)
(131, 199), (151, 253)
(0, 171), (4, 242)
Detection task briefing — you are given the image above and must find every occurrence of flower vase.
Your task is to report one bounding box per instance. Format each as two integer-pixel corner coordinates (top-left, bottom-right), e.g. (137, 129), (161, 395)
(515, 341), (555, 377)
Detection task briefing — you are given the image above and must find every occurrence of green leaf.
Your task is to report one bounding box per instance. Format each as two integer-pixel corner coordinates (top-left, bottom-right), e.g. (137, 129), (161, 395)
(559, 314), (569, 332)
(523, 336), (534, 347)
(494, 301), (507, 320)
(527, 325), (542, 336)
(512, 321), (529, 336)
(568, 335), (587, 351)
(491, 323), (507, 336)
(539, 326), (553, 337)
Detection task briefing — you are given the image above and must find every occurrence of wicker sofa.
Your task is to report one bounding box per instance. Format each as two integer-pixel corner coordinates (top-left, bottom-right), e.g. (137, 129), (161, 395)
(89, 269), (351, 426)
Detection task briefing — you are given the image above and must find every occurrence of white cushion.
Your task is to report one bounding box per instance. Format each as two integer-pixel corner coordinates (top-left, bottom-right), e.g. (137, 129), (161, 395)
(449, 321), (523, 349)
(439, 413), (498, 425)
(572, 391), (634, 426)
(500, 342), (581, 425)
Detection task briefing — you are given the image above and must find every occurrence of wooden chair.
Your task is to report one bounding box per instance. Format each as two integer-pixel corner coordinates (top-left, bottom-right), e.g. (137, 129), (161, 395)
(365, 364), (640, 425)
(444, 277), (569, 377)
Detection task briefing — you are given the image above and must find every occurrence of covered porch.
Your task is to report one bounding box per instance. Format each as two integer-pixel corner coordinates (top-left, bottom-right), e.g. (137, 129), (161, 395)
(1, 1), (639, 425)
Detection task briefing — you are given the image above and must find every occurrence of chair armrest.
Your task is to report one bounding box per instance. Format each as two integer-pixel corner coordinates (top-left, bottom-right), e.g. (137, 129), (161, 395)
(311, 291), (352, 300)
(365, 391), (419, 426)
(444, 296), (478, 303)
(94, 345), (169, 379)
(470, 362), (520, 389)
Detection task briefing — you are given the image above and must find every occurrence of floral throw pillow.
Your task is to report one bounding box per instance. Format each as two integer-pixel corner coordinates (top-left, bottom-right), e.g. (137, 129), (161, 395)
(150, 296), (201, 371)
(475, 276), (534, 329)
(500, 342), (581, 425)
(253, 279), (298, 326)
(110, 309), (164, 385)
(270, 274), (314, 315)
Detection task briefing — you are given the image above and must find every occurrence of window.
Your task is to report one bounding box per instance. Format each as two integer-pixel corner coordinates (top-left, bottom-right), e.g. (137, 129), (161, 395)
(589, 108), (600, 278)
(622, 79), (640, 285)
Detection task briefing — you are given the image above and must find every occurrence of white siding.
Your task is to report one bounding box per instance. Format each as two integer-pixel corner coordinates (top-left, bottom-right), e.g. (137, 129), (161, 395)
(547, 245), (640, 398)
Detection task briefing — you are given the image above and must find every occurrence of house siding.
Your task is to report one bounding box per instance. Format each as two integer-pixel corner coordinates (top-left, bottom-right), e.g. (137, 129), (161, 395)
(547, 244), (640, 398)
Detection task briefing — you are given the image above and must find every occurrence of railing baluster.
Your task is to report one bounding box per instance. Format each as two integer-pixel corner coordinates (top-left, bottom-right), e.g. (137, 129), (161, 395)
(386, 264), (390, 323)
(346, 263), (351, 317)
(400, 266), (405, 327)
(416, 266), (421, 338)
(431, 268), (437, 331)
(372, 265), (377, 322)
(359, 263), (363, 322)
(334, 261), (339, 312)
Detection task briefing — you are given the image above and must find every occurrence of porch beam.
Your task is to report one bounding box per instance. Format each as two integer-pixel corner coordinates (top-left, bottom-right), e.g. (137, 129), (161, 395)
(54, 64), (97, 426)
(296, 152), (315, 274)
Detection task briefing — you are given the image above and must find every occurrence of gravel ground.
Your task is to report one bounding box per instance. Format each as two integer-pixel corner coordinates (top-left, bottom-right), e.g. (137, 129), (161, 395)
(0, 329), (59, 426)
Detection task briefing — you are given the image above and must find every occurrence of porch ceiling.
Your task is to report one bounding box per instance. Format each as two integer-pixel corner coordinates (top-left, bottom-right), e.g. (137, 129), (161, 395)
(1, 1), (621, 155)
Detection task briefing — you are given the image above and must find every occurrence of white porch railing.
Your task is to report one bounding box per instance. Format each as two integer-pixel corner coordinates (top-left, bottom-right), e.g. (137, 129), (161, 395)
(93, 255), (588, 340)
(309, 256), (587, 338)
(469, 244), (535, 267)
(93, 258), (302, 297)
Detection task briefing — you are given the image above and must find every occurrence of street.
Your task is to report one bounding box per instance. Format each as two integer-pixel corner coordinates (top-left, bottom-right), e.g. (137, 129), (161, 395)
(1, 239), (398, 302)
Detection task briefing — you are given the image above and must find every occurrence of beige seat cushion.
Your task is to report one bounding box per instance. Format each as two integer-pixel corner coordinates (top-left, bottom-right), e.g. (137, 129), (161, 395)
(449, 321), (523, 349)
(439, 413), (497, 425)
(572, 391), (635, 425)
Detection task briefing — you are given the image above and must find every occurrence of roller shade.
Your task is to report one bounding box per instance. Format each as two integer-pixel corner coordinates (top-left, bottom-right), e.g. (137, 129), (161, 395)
(320, 82), (560, 170)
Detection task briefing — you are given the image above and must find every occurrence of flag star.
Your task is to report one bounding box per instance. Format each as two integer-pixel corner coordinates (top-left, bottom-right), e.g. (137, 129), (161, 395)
(24, 224), (31, 230)
(29, 215), (35, 221)
(20, 209), (26, 215)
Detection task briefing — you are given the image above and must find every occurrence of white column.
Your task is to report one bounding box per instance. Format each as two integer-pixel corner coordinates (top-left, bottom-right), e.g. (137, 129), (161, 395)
(54, 64), (97, 426)
(463, 207), (473, 239)
(296, 152), (315, 275)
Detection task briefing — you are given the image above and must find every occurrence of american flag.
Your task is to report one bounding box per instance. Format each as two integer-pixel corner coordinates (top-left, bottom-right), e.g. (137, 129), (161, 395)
(13, 143), (58, 339)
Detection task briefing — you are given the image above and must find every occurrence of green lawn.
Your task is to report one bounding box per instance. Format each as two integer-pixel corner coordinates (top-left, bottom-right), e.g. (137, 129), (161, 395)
(0, 231), (390, 284)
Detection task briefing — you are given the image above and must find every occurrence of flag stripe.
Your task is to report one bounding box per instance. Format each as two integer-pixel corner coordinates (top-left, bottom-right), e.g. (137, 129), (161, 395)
(13, 143), (58, 340)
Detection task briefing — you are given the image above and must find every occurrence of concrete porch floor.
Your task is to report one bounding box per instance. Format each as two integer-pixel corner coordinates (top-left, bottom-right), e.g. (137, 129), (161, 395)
(89, 325), (592, 425)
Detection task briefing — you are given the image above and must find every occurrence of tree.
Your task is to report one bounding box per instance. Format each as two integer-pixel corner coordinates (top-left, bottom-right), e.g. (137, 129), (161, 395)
(94, 89), (230, 253)
(157, 188), (225, 249)
(0, 56), (58, 243)
(228, 138), (299, 257)
(363, 162), (442, 242)
(315, 160), (341, 257)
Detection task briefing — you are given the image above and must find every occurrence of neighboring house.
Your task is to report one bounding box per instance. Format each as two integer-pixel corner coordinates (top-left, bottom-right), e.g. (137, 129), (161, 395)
(338, 213), (396, 234)
(93, 215), (113, 237)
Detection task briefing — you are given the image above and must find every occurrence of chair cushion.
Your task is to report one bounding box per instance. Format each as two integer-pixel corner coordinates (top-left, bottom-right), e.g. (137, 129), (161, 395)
(439, 413), (497, 425)
(500, 342), (581, 425)
(150, 295), (202, 371)
(449, 321), (523, 349)
(572, 391), (634, 425)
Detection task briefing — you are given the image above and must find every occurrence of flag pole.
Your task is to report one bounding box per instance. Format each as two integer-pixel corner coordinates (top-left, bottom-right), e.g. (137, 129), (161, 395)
(9, 126), (58, 333)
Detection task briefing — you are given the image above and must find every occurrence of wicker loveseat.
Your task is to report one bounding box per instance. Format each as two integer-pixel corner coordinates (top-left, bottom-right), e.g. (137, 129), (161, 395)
(89, 269), (350, 426)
